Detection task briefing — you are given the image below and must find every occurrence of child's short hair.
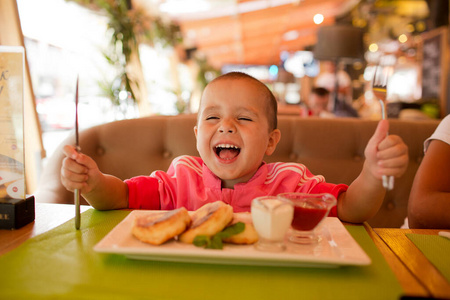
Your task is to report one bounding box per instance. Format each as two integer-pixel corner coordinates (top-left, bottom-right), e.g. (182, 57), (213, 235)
(206, 72), (278, 131)
(311, 87), (330, 97)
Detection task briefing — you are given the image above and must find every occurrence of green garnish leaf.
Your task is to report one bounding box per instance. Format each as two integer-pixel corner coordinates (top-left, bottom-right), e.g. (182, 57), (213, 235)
(209, 235), (223, 249)
(192, 222), (245, 250)
(193, 235), (210, 248)
(217, 222), (245, 239)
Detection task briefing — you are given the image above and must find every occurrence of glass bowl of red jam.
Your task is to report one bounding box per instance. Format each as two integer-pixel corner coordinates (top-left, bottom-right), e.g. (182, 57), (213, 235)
(277, 193), (336, 244)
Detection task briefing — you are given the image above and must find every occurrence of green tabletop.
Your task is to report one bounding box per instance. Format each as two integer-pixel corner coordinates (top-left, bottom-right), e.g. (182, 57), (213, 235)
(0, 209), (403, 300)
(406, 233), (450, 282)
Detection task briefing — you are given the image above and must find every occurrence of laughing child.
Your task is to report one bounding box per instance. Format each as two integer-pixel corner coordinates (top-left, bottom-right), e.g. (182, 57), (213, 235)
(61, 72), (408, 223)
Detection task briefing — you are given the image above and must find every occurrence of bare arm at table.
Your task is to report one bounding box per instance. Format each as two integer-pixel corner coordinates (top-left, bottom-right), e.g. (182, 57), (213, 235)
(61, 145), (128, 210)
(408, 139), (450, 229)
(338, 120), (409, 223)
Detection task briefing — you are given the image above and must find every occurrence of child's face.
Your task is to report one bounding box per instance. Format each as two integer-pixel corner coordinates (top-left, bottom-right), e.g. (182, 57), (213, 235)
(194, 77), (281, 189)
(309, 93), (329, 116)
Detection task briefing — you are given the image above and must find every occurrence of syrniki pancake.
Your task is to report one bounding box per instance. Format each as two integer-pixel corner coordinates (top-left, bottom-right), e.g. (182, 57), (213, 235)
(179, 201), (233, 244)
(223, 213), (259, 245)
(132, 207), (191, 245)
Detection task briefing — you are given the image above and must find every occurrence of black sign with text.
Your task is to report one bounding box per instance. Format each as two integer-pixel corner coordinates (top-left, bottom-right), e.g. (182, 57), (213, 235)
(421, 31), (442, 100)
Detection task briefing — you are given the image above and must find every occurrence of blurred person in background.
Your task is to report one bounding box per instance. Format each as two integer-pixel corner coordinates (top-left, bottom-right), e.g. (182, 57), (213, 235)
(305, 87), (335, 118)
(315, 61), (359, 118)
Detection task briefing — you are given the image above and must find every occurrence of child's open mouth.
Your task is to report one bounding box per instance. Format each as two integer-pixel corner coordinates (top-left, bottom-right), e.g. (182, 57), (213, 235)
(215, 144), (241, 160)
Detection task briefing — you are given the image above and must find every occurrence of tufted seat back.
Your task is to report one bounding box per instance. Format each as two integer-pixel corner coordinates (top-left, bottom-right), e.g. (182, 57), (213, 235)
(35, 114), (439, 228)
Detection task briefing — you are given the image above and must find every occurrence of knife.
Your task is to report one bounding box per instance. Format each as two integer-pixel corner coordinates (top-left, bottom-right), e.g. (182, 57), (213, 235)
(74, 76), (81, 230)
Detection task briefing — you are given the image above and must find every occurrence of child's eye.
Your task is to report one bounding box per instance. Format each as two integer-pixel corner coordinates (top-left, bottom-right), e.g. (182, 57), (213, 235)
(239, 117), (252, 121)
(206, 116), (219, 120)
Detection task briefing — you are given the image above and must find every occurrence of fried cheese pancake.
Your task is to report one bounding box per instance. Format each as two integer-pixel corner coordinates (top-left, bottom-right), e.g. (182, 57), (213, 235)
(179, 201), (233, 244)
(223, 213), (259, 245)
(132, 207), (191, 245)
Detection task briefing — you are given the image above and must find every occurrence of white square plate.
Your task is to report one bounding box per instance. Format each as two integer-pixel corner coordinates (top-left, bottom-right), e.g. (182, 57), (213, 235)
(94, 210), (371, 268)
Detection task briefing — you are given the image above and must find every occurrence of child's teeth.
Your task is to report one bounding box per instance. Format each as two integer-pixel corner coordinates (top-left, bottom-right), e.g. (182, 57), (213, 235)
(217, 144), (238, 149)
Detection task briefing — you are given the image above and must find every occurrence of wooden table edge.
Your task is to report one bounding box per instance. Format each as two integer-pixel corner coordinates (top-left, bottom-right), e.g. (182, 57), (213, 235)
(374, 228), (450, 299)
(362, 223), (429, 297)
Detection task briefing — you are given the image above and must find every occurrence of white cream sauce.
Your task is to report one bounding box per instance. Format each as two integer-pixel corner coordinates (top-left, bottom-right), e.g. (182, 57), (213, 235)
(251, 197), (293, 241)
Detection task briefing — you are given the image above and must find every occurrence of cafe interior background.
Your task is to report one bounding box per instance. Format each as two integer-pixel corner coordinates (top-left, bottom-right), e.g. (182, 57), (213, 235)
(0, 0), (448, 195)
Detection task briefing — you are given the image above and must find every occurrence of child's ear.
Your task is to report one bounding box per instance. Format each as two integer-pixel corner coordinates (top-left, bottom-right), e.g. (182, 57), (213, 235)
(265, 129), (281, 156)
(194, 126), (198, 138)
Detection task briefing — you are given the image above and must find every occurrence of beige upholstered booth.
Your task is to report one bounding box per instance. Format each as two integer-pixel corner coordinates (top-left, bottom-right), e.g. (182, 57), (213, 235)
(34, 114), (439, 228)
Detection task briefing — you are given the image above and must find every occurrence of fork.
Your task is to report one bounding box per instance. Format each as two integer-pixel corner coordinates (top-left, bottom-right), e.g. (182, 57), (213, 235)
(372, 65), (394, 190)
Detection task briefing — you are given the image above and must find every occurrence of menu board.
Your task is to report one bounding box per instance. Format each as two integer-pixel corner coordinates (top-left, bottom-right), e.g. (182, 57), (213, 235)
(421, 32), (442, 99)
(420, 27), (448, 116)
(0, 46), (25, 200)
